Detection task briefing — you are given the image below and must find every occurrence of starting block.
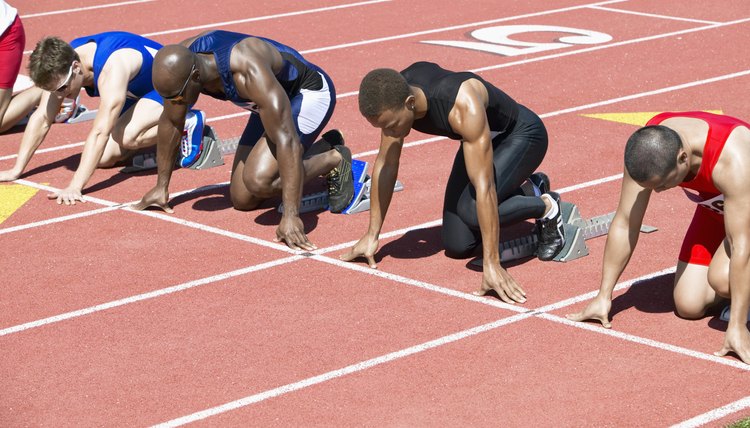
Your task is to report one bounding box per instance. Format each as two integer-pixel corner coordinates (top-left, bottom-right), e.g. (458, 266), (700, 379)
(471, 201), (658, 265)
(278, 159), (404, 214)
(121, 125), (226, 173)
(64, 104), (97, 124)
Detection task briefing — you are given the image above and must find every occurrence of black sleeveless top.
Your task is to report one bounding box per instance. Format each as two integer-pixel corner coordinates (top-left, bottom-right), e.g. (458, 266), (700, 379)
(400, 61), (519, 140)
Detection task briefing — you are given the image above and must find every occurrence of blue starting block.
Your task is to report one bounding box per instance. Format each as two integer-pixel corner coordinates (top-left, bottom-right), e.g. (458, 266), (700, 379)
(278, 159), (404, 214)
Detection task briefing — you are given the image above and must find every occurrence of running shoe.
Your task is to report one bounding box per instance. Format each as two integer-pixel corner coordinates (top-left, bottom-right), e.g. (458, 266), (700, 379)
(178, 109), (206, 168)
(326, 144), (354, 213)
(536, 191), (565, 261)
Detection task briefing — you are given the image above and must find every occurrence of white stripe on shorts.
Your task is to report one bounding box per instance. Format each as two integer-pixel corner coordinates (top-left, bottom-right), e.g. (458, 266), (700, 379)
(296, 71), (332, 135)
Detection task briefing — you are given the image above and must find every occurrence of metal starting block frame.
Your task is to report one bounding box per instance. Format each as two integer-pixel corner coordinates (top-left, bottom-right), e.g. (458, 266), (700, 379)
(122, 126), (228, 173)
(278, 159), (404, 215)
(471, 201), (657, 265)
(65, 105), (98, 124)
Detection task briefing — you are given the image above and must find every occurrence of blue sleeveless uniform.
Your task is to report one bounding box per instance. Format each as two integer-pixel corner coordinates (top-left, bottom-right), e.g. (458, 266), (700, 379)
(70, 31), (162, 108)
(188, 30), (326, 112)
(188, 30), (335, 148)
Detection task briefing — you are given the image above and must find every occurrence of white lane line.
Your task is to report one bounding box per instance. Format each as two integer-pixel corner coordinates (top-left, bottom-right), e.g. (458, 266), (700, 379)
(0, 255), (303, 337)
(541, 69), (750, 120)
(142, 0), (391, 37)
(316, 219), (443, 254)
(671, 396), (750, 428)
(539, 313), (750, 371)
(20, 0), (155, 19)
(588, 5), (721, 25)
(311, 254), (523, 312)
(534, 267), (677, 313)
(122, 206), (296, 253)
(556, 173), (623, 194)
(0, 141), (85, 161)
(14, 179), (118, 207)
(299, 0), (627, 54)
(0, 205), (121, 236)
(152, 266), (728, 427)
(152, 313), (533, 428)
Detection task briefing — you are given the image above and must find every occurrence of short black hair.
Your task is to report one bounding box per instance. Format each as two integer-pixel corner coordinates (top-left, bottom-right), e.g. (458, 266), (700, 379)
(624, 125), (683, 182)
(358, 68), (411, 117)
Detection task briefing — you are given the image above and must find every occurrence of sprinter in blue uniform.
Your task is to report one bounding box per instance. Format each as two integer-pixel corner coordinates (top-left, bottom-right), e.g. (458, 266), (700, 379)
(136, 30), (351, 251)
(0, 31), (204, 205)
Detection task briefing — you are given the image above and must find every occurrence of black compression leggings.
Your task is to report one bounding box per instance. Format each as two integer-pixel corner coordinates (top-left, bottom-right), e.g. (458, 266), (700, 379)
(442, 104), (549, 258)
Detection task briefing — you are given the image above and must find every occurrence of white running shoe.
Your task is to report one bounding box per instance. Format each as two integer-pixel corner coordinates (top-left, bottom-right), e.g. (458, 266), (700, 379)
(179, 109), (206, 168)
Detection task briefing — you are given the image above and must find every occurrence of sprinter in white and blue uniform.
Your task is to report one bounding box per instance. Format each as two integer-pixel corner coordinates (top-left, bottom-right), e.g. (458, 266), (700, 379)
(6, 31), (205, 206)
(137, 30), (352, 251)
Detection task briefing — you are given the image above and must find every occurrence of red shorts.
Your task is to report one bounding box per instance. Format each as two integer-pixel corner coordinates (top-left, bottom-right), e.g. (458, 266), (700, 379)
(0, 15), (25, 89)
(678, 205), (725, 266)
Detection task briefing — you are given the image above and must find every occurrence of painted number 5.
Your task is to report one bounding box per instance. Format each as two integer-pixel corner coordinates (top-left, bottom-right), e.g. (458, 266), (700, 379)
(423, 25), (612, 56)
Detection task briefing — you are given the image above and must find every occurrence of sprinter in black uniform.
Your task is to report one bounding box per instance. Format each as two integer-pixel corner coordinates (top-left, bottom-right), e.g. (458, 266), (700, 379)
(340, 62), (564, 304)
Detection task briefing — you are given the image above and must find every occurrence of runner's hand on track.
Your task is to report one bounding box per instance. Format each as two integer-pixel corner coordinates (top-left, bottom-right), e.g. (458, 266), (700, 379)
(48, 187), (85, 205)
(715, 324), (750, 364)
(340, 233), (379, 268)
(275, 215), (316, 251)
(0, 168), (21, 182)
(133, 186), (173, 213)
(473, 263), (526, 304)
(566, 295), (612, 328)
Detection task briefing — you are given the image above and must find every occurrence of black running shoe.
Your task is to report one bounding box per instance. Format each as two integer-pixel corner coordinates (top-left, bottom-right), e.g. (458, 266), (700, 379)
(529, 172), (550, 196)
(326, 145), (354, 213)
(536, 191), (565, 261)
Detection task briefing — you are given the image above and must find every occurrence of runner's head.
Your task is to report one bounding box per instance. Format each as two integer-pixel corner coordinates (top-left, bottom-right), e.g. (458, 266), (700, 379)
(358, 68), (416, 138)
(28, 36), (82, 97)
(625, 125), (689, 192)
(153, 44), (200, 105)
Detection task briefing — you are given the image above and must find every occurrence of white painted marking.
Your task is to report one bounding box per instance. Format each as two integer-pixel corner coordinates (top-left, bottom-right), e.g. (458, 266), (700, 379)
(124, 206), (296, 253)
(316, 219), (443, 254)
(0, 206), (121, 236)
(588, 5), (721, 25)
(14, 179), (118, 207)
(671, 396), (750, 428)
(152, 313), (532, 427)
(299, 0), (627, 54)
(20, 0), (155, 19)
(312, 254), (523, 312)
(424, 25), (613, 57)
(0, 141), (85, 161)
(539, 313), (750, 371)
(470, 17), (750, 75)
(142, 0), (392, 37)
(0, 255), (303, 337)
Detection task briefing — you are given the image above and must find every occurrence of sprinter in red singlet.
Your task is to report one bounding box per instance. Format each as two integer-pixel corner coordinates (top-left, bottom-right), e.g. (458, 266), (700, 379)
(567, 111), (750, 364)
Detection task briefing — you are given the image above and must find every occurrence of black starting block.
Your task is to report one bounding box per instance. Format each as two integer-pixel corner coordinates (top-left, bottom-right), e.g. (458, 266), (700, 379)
(471, 201), (657, 265)
(278, 159), (404, 215)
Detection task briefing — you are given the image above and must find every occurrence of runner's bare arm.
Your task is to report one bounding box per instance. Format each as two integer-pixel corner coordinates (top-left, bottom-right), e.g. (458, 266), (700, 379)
(567, 169), (651, 325)
(713, 128), (750, 363)
(339, 132), (402, 268)
(0, 90), (60, 181)
(51, 54), (134, 203)
(452, 80), (526, 303)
